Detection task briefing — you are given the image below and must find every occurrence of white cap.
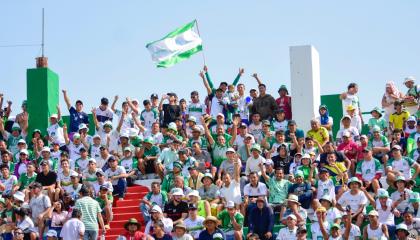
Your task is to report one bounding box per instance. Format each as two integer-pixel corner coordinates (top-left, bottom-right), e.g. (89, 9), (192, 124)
(41, 147), (51, 152)
(342, 130), (351, 138)
(171, 188), (184, 196)
(129, 128), (138, 137)
(120, 132), (129, 138)
(301, 153), (311, 159)
(225, 147), (236, 153)
(226, 201), (235, 208)
(93, 134), (101, 139)
(188, 190), (200, 198)
(17, 139), (26, 144)
(150, 205), (163, 214)
(287, 214), (297, 220)
(50, 114), (58, 119)
(407, 116), (417, 122)
(70, 171), (79, 177)
(78, 123), (88, 130)
(46, 230), (57, 237)
(88, 158), (96, 163)
(13, 191), (25, 202)
(19, 149), (29, 155)
(404, 76), (416, 83)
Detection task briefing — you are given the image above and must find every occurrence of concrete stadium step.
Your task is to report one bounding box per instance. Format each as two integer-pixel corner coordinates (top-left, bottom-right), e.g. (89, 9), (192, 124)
(112, 206), (140, 214)
(127, 185), (149, 192)
(124, 191), (147, 200)
(116, 199), (141, 207)
(113, 212), (143, 222)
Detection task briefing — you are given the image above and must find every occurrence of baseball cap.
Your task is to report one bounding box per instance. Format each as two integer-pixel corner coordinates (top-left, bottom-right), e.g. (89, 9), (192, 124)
(150, 93), (159, 99)
(287, 120), (296, 126)
(226, 201), (235, 208)
(264, 159), (274, 166)
(188, 203), (198, 210)
(225, 147), (236, 154)
(101, 97), (109, 105)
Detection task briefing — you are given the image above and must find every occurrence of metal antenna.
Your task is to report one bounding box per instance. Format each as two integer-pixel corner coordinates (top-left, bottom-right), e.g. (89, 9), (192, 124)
(41, 8), (45, 57)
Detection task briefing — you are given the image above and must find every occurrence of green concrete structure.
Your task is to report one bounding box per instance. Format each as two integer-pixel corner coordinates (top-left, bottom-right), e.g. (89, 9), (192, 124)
(26, 67), (59, 138)
(321, 94), (342, 140)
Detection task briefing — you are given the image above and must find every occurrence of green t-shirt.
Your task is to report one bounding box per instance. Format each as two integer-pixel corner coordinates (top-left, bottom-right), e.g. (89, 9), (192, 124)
(211, 143), (230, 167)
(267, 178), (290, 204)
(17, 172), (37, 190)
(95, 194), (113, 209)
(144, 145), (160, 157)
(368, 117), (388, 131)
(217, 210), (244, 232)
(296, 165), (317, 181)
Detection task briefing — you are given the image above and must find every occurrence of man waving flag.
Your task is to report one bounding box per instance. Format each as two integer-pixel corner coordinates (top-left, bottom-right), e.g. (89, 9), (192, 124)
(146, 20), (203, 68)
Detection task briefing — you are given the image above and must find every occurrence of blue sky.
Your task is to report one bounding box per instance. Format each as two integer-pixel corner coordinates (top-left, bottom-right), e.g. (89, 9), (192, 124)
(1, 1), (419, 116)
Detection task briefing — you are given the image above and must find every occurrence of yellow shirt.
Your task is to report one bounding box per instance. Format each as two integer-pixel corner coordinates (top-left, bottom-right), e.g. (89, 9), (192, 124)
(307, 127), (329, 144)
(389, 110), (410, 130)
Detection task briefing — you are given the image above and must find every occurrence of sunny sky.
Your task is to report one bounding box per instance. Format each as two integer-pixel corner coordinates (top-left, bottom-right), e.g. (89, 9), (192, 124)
(1, 1), (419, 116)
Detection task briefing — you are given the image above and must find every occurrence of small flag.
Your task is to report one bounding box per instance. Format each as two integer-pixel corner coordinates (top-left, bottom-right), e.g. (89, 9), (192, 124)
(146, 20), (203, 68)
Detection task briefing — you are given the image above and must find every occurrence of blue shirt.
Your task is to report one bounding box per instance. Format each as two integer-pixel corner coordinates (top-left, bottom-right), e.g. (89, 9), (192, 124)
(69, 106), (89, 133)
(198, 229), (225, 240)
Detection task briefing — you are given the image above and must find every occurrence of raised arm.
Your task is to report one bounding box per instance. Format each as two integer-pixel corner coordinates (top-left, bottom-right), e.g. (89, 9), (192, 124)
(234, 154), (240, 182)
(0, 118), (6, 139)
(200, 116), (214, 145)
(5, 101), (12, 118)
(158, 95), (167, 112)
(63, 124), (70, 145)
(259, 162), (270, 182)
(229, 118), (239, 146)
(91, 108), (100, 131)
(200, 71), (212, 96)
(203, 65), (215, 91)
(56, 105), (62, 120)
(232, 68), (244, 86)
(111, 95), (119, 112)
(0, 94), (3, 110)
(116, 111), (125, 133)
(131, 112), (145, 132)
(62, 90), (72, 110)
(126, 97), (139, 114)
(252, 73), (263, 86)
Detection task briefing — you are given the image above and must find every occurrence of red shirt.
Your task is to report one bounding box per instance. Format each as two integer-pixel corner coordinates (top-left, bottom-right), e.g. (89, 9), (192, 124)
(276, 96), (292, 120)
(122, 231), (147, 240)
(337, 141), (358, 160)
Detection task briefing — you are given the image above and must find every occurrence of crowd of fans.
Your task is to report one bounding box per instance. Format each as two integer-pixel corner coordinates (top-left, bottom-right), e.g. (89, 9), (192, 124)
(0, 67), (419, 240)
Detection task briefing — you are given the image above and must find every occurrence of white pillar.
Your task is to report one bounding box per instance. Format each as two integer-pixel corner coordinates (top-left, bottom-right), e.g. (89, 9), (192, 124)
(289, 45), (321, 132)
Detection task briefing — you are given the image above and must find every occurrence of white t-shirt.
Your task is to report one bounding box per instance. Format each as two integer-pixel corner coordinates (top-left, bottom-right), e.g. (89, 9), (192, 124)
(276, 226), (297, 240)
(210, 95), (228, 118)
(219, 180), (242, 204)
(326, 207), (342, 224)
(390, 189), (411, 212)
(186, 102), (206, 125)
(67, 142), (83, 161)
(98, 127), (120, 153)
(184, 216), (205, 239)
(340, 224), (361, 240)
(60, 218), (85, 240)
(336, 127), (360, 142)
(316, 179), (336, 200)
(47, 123), (65, 146)
(140, 109), (159, 130)
(105, 166), (126, 185)
(311, 221), (330, 240)
(342, 93), (360, 115)
(248, 123), (263, 142)
(376, 204), (395, 225)
(245, 155), (266, 175)
(243, 182), (267, 199)
(337, 190), (367, 213)
(57, 170), (77, 193)
(95, 107), (114, 122)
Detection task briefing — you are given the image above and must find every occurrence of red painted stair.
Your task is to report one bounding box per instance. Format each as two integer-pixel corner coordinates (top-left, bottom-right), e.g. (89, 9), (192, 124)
(102, 185), (149, 240)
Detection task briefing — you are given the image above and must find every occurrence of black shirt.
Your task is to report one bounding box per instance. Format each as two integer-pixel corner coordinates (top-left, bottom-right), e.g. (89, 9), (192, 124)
(319, 150), (346, 165)
(162, 104), (181, 127)
(271, 155), (292, 174)
(163, 200), (188, 222)
(35, 171), (57, 186)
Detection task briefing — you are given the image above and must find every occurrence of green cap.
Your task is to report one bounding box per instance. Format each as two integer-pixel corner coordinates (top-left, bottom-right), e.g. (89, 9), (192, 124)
(250, 144), (262, 153)
(409, 192), (420, 203)
(294, 170), (304, 178)
(378, 191), (389, 198)
(370, 107), (383, 117)
(347, 177), (362, 187)
(319, 104), (327, 110)
(372, 125), (381, 133)
(173, 161), (183, 170)
(330, 223), (341, 231)
(143, 137), (155, 145)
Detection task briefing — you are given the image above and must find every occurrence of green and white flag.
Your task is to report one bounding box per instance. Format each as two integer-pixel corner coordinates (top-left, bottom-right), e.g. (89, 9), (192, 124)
(146, 20), (203, 68)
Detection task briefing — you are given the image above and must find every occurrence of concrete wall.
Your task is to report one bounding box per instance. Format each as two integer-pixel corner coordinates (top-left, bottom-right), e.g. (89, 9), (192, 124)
(290, 45), (321, 132)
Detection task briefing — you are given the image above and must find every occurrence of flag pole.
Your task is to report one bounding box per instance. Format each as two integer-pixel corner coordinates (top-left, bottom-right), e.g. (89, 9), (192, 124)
(194, 19), (206, 66)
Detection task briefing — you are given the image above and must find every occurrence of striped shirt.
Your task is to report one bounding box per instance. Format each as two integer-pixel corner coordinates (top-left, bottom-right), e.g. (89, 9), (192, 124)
(75, 196), (101, 231)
